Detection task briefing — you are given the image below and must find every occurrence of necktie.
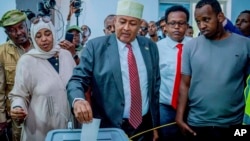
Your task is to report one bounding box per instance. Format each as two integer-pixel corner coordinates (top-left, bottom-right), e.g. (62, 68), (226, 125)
(172, 43), (183, 109)
(126, 43), (142, 129)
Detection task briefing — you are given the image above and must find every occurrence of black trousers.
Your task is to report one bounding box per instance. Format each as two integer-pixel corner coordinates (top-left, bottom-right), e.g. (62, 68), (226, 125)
(121, 113), (153, 141)
(185, 125), (243, 141)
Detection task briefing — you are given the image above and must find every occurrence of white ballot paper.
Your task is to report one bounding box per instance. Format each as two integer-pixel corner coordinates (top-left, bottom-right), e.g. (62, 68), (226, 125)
(80, 118), (101, 141)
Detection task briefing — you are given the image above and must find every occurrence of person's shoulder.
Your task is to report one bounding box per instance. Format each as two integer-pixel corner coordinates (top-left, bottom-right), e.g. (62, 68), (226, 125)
(60, 48), (75, 59)
(84, 35), (117, 52)
(17, 54), (34, 67)
(156, 37), (166, 46)
(88, 34), (111, 43)
(227, 33), (250, 48)
(184, 35), (200, 45)
(60, 48), (72, 56)
(137, 36), (157, 47)
(184, 36), (193, 41)
(0, 41), (11, 51)
(20, 54), (33, 60)
(191, 35), (205, 42)
(86, 35), (114, 48)
(0, 42), (8, 47)
(231, 33), (250, 41)
(137, 35), (151, 42)
(183, 36), (203, 51)
(0, 44), (6, 52)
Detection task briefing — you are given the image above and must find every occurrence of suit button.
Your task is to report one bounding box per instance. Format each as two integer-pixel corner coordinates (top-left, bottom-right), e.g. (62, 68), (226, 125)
(121, 103), (124, 106)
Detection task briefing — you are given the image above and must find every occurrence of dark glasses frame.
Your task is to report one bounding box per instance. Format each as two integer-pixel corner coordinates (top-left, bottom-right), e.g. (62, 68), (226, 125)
(140, 26), (148, 32)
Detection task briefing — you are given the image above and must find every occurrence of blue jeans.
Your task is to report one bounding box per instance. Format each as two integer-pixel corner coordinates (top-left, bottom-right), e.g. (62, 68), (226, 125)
(159, 104), (184, 141)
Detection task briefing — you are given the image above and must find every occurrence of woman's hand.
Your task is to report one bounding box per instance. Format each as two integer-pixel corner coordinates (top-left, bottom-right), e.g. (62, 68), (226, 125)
(10, 107), (27, 122)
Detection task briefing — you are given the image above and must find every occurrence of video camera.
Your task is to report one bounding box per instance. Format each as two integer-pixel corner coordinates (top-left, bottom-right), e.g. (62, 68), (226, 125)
(38, 0), (56, 16)
(21, 9), (36, 21)
(72, 0), (82, 18)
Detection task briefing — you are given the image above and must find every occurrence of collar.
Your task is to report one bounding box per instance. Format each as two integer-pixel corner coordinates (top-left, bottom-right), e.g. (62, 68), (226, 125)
(7, 38), (33, 49)
(6, 38), (33, 55)
(165, 35), (192, 48)
(116, 37), (138, 50)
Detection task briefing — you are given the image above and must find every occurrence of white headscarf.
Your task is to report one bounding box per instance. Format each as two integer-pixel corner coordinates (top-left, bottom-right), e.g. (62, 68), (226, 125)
(26, 18), (60, 59)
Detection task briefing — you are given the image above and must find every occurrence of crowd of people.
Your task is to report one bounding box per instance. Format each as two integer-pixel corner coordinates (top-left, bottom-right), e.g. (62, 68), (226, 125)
(0, 0), (249, 141)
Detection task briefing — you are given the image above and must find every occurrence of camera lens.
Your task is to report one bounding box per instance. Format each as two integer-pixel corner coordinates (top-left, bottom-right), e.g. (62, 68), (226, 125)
(74, 2), (80, 7)
(73, 0), (81, 9)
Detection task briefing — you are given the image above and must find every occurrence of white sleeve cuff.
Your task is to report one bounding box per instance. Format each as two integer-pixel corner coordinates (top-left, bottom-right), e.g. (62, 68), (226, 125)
(72, 98), (85, 108)
(222, 18), (228, 26)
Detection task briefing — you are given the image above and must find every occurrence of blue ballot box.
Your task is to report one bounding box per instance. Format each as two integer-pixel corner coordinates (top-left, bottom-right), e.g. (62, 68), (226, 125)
(45, 128), (129, 141)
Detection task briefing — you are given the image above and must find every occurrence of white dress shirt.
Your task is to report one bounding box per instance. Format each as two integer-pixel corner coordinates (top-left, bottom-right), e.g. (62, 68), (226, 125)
(157, 36), (192, 105)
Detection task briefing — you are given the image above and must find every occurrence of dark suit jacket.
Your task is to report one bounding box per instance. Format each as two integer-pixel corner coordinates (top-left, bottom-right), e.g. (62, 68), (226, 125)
(67, 34), (160, 128)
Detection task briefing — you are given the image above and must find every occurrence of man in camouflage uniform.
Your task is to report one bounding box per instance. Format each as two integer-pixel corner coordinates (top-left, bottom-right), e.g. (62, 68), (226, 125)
(0, 9), (33, 141)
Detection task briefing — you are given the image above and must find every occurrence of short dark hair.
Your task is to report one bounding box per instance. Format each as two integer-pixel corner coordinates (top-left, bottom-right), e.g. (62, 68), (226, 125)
(240, 10), (250, 15)
(165, 5), (189, 23)
(155, 16), (165, 27)
(196, 0), (222, 15)
(104, 14), (115, 26)
(159, 16), (165, 23)
(82, 25), (91, 35)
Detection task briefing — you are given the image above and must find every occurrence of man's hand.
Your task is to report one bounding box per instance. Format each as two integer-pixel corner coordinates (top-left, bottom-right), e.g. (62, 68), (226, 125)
(67, 0), (79, 21)
(152, 129), (159, 141)
(59, 40), (76, 56)
(176, 118), (196, 136)
(73, 100), (93, 123)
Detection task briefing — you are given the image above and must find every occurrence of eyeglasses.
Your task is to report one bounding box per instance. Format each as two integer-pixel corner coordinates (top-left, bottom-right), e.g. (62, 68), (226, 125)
(30, 16), (51, 24)
(160, 25), (165, 29)
(140, 26), (148, 32)
(167, 21), (187, 27)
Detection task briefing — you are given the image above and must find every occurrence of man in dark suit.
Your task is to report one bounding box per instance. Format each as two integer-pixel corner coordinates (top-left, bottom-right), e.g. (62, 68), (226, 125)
(66, 0), (160, 140)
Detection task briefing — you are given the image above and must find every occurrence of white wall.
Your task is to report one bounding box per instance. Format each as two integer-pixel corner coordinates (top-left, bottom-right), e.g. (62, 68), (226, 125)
(0, 0), (158, 44)
(55, 0), (158, 40)
(0, 0), (16, 44)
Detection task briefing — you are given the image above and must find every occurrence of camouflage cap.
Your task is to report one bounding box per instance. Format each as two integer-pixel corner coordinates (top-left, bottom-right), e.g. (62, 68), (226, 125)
(0, 10), (27, 27)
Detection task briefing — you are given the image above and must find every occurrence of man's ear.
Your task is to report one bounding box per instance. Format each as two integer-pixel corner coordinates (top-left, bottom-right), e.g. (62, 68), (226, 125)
(113, 16), (117, 24)
(218, 12), (225, 23)
(113, 16), (117, 23)
(4, 29), (8, 35)
(4, 29), (11, 38)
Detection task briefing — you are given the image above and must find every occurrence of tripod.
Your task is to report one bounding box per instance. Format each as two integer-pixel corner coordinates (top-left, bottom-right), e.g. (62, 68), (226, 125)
(75, 9), (81, 26)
